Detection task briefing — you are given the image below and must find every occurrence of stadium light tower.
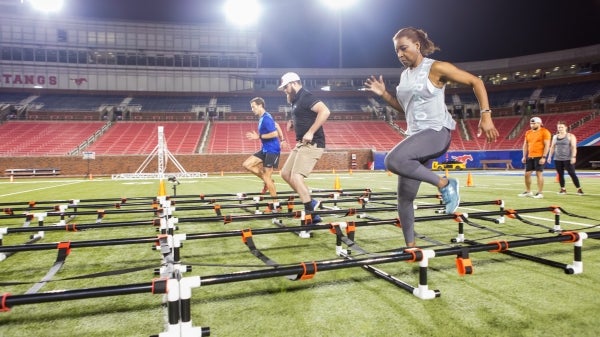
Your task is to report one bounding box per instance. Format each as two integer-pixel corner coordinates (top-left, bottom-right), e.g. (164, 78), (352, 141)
(322, 0), (358, 68)
(224, 0), (262, 27)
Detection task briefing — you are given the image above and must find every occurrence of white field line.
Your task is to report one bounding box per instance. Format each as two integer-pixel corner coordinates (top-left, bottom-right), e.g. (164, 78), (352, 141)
(459, 205), (596, 228)
(0, 180), (85, 198)
(414, 198), (596, 228)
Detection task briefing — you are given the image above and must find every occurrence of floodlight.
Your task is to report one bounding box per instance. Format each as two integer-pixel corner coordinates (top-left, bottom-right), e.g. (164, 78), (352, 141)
(27, 0), (64, 13)
(321, 0), (358, 10)
(224, 0), (261, 27)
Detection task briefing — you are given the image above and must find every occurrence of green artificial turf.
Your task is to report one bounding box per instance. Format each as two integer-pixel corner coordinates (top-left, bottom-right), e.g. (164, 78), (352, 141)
(0, 170), (599, 337)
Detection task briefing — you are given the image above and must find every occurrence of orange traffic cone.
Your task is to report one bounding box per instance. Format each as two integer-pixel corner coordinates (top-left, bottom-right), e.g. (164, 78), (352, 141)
(555, 173), (559, 183)
(466, 172), (474, 187)
(334, 175), (341, 190)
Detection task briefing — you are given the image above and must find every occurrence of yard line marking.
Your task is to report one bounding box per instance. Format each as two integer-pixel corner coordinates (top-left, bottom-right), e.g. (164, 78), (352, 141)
(460, 206), (595, 227)
(0, 180), (84, 198)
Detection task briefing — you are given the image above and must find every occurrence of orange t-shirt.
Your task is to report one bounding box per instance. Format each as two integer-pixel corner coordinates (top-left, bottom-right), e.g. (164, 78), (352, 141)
(525, 127), (552, 157)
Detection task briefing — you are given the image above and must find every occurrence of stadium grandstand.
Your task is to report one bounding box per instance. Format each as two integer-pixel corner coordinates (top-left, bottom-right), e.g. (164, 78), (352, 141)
(0, 7), (599, 177)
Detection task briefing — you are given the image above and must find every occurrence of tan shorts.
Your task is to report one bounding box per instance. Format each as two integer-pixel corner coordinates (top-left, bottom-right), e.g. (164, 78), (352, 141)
(282, 142), (324, 177)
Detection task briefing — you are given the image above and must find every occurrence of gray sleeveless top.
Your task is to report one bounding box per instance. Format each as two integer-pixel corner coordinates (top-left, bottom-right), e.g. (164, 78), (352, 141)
(553, 134), (572, 161)
(396, 57), (456, 136)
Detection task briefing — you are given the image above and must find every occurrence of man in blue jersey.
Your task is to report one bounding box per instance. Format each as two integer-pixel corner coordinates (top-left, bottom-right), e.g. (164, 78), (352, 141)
(243, 97), (285, 204)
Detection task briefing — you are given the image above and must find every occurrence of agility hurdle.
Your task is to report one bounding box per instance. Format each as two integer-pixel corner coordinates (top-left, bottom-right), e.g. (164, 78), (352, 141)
(2, 182), (596, 334)
(2, 230), (599, 336)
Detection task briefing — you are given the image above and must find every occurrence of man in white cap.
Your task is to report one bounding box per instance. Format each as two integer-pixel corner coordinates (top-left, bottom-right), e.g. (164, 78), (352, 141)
(278, 72), (331, 238)
(519, 116), (552, 198)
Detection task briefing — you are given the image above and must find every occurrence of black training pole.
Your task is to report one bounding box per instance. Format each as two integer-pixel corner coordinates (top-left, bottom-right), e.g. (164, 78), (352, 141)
(3, 231), (600, 311)
(3, 281), (158, 308)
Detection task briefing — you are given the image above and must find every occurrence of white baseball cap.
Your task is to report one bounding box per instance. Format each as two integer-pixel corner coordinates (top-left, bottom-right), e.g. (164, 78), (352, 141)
(530, 116), (542, 124)
(277, 72), (300, 90)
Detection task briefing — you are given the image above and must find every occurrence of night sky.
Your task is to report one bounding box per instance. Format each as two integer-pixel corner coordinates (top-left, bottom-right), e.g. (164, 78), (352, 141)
(58, 0), (600, 68)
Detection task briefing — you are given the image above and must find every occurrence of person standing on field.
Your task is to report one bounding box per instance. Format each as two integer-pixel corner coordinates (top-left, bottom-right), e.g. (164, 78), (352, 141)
(547, 121), (583, 195)
(518, 116), (552, 199)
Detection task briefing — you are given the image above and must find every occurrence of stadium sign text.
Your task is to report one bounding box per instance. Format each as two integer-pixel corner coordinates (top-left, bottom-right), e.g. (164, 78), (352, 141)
(2, 74), (58, 86)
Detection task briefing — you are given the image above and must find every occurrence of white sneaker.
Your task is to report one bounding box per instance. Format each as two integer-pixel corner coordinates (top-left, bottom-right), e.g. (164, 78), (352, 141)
(557, 189), (567, 195)
(518, 191), (533, 197)
(298, 231), (311, 239)
(532, 193), (544, 199)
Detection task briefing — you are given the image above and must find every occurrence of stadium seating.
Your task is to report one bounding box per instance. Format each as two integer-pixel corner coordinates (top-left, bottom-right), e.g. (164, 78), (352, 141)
(321, 97), (370, 112)
(0, 111), (595, 157)
(463, 116), (522, 150)
(462, 111), (593, 150)
(574, 119), (600, 143)
(34, 94), (124, 111)
(130, 96), (210, 112)
(1, 77), (598, 157)
(205, 122), (274, 154)
(447, 88), (534, 107)
(215, 96), (253, 112)
(0, 121), (105, 156)
(204, 120), (404, 154)
(323, 121), (403, 151)
(0, 92), (31, 104)
(505, 111), (594, 149)
(488, 88), (535, 107)
(539, 82), (600, 102)
(85, 122), (206, 155)
(449, 126), (479, 151)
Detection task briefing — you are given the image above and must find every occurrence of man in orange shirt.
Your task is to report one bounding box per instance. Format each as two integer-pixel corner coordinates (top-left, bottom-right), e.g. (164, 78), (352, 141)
(518, 116), (552, 198)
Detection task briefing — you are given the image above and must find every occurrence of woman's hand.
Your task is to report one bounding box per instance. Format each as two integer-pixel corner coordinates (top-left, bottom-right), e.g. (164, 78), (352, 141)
(364, 75), (386, 96)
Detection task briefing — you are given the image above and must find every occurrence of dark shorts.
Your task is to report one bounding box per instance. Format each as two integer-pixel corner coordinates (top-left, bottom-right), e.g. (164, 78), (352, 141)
(254, 151), (280, 169)
(524, 157), (545, 172)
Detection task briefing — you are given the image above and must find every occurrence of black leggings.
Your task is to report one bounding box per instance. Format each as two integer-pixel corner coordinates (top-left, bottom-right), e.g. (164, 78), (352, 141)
(554, 160), (581, 188)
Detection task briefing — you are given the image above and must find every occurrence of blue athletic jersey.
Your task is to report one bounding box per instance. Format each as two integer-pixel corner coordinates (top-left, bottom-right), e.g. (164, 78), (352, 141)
(259, 112), (280, 153)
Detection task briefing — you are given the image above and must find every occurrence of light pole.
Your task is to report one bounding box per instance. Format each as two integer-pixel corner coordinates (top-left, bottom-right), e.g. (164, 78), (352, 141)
(337, 10), (343, 68)
(322, 0), (358, 68)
